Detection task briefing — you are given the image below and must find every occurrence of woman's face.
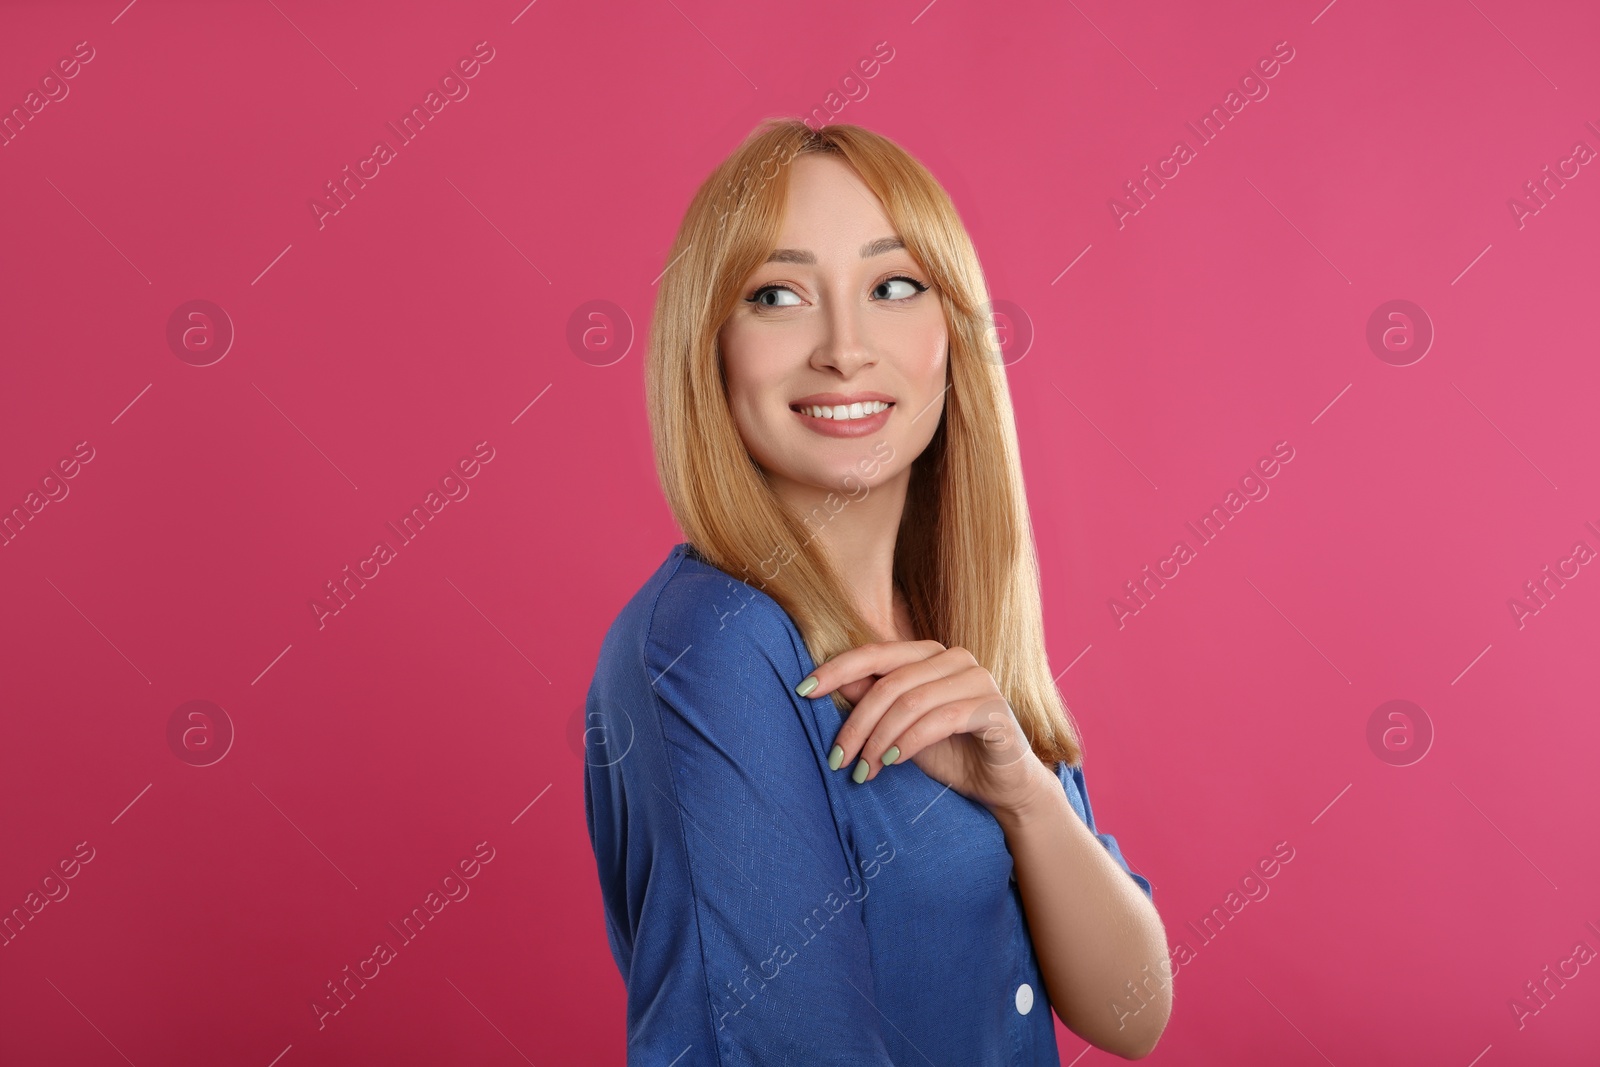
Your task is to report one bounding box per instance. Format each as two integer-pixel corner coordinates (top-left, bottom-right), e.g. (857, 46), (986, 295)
(718, 153), (948, 504)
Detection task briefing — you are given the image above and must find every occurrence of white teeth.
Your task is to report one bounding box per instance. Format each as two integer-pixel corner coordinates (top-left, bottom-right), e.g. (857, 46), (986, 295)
(799, 400), (891, 420)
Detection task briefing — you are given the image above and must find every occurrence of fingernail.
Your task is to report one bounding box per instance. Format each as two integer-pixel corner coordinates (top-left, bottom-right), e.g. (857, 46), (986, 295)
(795, 676), (819, 697)
(882, 745), (899, 766)
(852, 759), (869, 784)
(828, 744), (844, 771)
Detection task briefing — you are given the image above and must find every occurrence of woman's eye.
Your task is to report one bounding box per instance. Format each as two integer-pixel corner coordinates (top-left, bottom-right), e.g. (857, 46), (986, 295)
(745, 276), (929, 311)
(875, 276), (928, 301)
(748, 285), (803, 308)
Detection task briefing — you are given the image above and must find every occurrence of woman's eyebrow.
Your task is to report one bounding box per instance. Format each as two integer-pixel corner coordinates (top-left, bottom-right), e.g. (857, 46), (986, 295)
(764, 236), (905, 265)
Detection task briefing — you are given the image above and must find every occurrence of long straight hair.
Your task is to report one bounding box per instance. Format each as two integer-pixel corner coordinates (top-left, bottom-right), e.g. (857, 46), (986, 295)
(645, 118), (1084, 767)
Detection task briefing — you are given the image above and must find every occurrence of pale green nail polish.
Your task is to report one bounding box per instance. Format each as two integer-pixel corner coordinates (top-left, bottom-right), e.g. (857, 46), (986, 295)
(882, 746), (899, 766)
(795, 675), (819, 697)
(852, 759), (869, 784)
(828, 744), (844, 771)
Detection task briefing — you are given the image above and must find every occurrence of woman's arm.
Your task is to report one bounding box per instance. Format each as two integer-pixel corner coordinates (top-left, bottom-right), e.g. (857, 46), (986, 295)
(797, 638), (1172, 1056)
(586, 576), (899, 1066)
(993, 758), (1172, 1058)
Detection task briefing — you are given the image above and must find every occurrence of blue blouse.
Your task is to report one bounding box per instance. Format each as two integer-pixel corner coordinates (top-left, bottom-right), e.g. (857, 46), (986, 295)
(583, 543), (1152, 1065)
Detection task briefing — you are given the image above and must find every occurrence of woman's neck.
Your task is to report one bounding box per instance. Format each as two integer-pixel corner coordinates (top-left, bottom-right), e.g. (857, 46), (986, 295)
(773, 470), (913, 643)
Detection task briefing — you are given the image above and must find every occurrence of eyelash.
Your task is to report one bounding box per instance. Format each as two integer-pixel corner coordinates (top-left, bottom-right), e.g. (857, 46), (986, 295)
(745, 275), (930, 311)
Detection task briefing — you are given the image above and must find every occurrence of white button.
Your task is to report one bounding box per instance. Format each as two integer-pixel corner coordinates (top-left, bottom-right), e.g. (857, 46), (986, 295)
(1015, 982), (1034, 1015)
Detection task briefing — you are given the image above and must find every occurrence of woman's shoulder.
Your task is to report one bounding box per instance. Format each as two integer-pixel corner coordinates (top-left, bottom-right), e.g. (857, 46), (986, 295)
(590, 544), (820, 765)
(595, 542), (797, 675)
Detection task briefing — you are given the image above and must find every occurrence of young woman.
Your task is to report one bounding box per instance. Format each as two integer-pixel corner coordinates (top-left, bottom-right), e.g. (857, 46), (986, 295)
(583, 118), (1172, 1064)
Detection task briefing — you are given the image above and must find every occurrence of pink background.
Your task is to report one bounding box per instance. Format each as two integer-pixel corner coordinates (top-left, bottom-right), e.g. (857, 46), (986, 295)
(2, 0), (1597, 1063)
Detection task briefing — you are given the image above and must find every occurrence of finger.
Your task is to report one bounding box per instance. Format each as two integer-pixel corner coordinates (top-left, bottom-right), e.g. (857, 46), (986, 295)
(823, 645), (975, 776)
(838, 652), (960, 777)
(796, 639), (946, 700)
(844, 659), (990, 775)
(831, 656), (949, 779)
(890, 695), (1032, 771)
(837, 676), (876, 706)
(856, 665), (996, 781)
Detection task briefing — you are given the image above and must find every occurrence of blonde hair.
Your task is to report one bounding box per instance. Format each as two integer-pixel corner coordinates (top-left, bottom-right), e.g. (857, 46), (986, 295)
(645, 118), (1084, 767)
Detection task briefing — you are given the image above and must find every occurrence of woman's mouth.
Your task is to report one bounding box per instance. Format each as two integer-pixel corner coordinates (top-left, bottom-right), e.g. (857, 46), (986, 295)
(790, 400), (894, 438)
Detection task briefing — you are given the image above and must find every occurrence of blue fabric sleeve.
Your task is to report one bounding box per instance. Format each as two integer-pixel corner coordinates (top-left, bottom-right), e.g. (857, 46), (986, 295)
(1057, 760), (1154, 901)
(622, 595), (896, 1065)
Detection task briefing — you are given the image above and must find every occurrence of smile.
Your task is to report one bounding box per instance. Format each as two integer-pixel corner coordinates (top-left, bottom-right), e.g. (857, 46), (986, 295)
(792, 400), (893, 420)
(790, 400), (894, 438)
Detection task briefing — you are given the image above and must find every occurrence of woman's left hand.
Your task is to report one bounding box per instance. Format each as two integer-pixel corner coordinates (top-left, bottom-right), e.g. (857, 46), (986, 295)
(798, 640), (1054, 819)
